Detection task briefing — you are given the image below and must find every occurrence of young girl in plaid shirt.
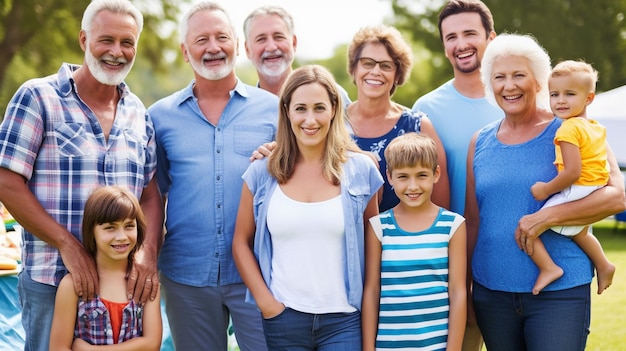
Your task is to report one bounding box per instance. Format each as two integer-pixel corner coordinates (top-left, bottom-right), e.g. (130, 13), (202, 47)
(49, 186), (162, 350)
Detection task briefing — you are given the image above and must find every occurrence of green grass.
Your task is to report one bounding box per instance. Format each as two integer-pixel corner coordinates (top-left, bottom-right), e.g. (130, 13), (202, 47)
(586, 219), (626, 351)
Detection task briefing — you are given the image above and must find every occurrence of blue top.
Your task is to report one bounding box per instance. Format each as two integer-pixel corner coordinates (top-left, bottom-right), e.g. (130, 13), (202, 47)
(372, 207), (464, 350)
(350, 109), (424, 212)
(242, 152), (383, 310)
(413, 79), (503, 215)
(0, 63), (156, 286)
(149, 79), (278, 287)
(472, 118), (593, 292)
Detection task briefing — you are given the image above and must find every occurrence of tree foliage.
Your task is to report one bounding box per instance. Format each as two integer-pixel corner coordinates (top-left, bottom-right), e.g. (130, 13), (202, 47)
(391, 0), (626, 96)
(0, 0), (189, 114)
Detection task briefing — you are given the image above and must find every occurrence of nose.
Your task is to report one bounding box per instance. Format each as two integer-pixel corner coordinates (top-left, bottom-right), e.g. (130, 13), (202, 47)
(205, 37), (222, 53)
(265, 38), (278, 51)
(503, 76), (517, 90)
(108, 41), (123, 57)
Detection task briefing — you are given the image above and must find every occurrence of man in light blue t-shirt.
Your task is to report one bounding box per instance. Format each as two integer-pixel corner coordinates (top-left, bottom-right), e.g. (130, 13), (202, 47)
(413, 0), (502, 217)
(411, 1), (502, 351)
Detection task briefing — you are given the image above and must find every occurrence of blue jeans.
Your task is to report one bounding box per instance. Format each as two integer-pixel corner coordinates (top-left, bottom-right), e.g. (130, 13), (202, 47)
(262, 308), (361, 351)
(17, 269), (57, 351)
(473, 282), (590, 351)
(160, 274), (267, 351)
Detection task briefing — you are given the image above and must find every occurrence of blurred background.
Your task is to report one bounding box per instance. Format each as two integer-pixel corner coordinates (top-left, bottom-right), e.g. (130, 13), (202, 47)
(1, 0), (625, 115)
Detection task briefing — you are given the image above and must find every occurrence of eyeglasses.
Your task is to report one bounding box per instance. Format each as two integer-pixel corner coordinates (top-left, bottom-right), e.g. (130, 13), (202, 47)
(358, 57), (397, 72)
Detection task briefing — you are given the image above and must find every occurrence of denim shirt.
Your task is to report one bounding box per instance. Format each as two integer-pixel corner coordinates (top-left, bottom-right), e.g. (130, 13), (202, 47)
(242, 152), (384, 310)
(150, 79), (278, 286)
(74, 297), (142, 345)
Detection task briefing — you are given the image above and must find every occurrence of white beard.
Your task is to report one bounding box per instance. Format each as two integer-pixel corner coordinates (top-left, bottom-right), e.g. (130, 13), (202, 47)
(84, 45), (133, 86)
(189, 52), (236, 81)
(256, 50), (292, 78)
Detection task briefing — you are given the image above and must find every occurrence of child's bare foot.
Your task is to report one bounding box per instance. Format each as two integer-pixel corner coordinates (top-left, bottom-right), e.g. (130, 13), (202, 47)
(596, 263), (616, 294)
(533, 266), (564, 295)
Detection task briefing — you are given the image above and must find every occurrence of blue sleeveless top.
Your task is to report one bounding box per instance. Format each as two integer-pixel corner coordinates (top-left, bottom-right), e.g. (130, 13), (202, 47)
(472, 118), (593, 292)
(350, 109), (423, 212)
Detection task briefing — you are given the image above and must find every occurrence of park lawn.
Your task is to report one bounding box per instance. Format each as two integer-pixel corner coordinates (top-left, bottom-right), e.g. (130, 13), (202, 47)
(586, 219), (626, 351)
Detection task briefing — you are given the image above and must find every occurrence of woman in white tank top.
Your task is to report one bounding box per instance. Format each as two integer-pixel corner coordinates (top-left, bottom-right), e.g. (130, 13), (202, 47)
(233, 65), (383, 350)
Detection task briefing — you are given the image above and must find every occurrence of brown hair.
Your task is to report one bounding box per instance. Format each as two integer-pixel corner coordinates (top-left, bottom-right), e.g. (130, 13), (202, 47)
(384, 132), (439, 174)
(438, 0), (494, 41)
(268, 65), (360, 185)
(347, 24), (413, 96)
(82, 186), (146, 270)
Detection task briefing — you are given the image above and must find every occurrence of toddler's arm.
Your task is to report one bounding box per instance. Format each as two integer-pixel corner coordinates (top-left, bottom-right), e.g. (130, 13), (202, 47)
(531, 141), (581, 200)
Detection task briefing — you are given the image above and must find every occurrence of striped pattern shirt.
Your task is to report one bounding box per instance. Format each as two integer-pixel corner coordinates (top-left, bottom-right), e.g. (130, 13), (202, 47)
(0, 63), (156, 285)
(370, 208), (464, 350)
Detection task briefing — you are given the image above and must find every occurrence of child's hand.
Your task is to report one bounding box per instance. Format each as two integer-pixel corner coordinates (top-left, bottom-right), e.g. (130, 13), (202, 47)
(530, 182), (549, 201)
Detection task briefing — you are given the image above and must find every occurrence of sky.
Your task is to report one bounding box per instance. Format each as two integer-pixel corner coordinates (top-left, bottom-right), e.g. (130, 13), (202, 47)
(219, 0), (393, 61)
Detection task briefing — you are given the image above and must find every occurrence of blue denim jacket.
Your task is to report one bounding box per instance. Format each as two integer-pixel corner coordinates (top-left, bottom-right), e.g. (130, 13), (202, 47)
(242, 152), (383, 310)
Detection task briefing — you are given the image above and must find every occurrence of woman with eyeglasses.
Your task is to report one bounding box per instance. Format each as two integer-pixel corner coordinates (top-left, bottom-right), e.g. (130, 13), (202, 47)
(346, 24), (450, 212)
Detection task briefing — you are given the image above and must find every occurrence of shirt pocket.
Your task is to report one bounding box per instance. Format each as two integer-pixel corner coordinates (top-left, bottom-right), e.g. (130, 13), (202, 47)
(347, 182), (370, 226)
(75, 303), (109, 344)
(54, 123), (92, 157)
(233, 126), (275, 157)
(121, 128), (148, 167)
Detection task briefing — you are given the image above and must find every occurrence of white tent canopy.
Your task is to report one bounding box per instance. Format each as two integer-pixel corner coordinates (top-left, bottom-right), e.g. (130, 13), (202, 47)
(587, 85), (626, 167)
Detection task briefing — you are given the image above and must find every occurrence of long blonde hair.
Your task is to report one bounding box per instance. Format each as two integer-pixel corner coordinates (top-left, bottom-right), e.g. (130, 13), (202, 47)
(268, 65), (360, 185)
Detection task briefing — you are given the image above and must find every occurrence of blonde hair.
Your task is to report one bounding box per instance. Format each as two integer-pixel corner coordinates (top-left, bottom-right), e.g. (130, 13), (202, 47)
(347, 24), (413, 96)
(268, 65), (360, 185)
(384, 132), (439, 174)
(551, 60), (598, 92)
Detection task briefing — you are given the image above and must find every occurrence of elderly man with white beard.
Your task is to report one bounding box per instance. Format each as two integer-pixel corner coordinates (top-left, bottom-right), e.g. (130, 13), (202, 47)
(0, 1), (164, 350)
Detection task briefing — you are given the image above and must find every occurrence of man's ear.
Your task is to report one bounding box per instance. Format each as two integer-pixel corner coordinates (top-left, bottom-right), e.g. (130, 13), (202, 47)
(79, 30), (87, 52)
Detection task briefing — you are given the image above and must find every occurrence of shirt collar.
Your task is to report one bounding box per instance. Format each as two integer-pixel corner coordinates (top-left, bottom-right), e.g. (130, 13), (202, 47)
(175, 77), (250, 106)
(57, 62), (130, 99)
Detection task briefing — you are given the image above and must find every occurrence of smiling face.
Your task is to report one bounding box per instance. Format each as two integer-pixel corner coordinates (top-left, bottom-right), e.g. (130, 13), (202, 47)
(81, 10), (138, 86)
(182, 9), (237, 81)
(94, 218), (138, 263)
(388, 164), (440, 210)
(245, 13), (296, 79)
(355, 42), (397, 99)
(441, 12), (494, 75)
(549, 74), (594, 119)
(287, 82), (335, 151)
(490, 55), (541, 117)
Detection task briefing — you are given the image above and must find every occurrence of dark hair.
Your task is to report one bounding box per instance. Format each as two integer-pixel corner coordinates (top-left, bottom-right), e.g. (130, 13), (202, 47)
(82, 186), (146, 271)
(438, 0), (494, 41)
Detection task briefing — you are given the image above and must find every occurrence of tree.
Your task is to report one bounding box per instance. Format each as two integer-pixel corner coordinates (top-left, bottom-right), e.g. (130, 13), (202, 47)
(0, 0), (189, 115)
(391, 0), (626, 95)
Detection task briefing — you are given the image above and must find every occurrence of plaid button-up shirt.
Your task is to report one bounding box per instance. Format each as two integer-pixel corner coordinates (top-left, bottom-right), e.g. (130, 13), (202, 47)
(74, 297), (143, 344)
(0, 63), (156, 285)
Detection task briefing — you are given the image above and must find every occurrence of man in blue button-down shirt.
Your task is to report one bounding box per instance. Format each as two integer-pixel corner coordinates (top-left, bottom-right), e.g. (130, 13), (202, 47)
(149, 2), (277, 351)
